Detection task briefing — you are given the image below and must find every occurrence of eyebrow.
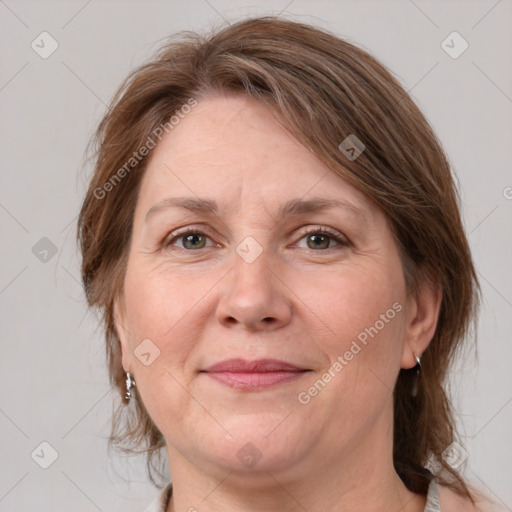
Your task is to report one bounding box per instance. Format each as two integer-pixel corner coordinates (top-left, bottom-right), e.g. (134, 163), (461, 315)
(145, 196), (370, 223)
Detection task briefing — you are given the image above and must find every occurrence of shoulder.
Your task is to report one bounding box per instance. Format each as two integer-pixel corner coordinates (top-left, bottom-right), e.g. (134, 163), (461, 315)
(438, 483), (508, 512)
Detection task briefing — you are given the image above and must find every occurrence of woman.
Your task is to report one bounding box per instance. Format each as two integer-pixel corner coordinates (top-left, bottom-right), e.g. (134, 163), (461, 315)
(77, 16), (501, 512)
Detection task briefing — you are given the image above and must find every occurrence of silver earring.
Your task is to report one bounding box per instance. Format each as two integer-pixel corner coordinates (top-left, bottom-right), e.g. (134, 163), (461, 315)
(125, 372), (136, 401)
(411, 353), (421, 397)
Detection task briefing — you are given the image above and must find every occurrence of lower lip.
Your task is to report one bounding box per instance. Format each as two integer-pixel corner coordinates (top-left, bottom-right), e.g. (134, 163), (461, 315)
(204, 371), (307, 390)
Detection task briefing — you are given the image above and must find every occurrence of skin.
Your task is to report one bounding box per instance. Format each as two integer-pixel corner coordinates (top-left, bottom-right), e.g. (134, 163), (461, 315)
(115, 93), (445, 512)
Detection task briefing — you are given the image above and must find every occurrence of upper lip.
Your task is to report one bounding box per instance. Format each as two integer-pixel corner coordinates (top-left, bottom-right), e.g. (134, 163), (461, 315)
(202, 358), (308, 373)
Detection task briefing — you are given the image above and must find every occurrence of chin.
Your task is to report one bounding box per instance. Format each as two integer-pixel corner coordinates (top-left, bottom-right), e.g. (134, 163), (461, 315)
(198, 414), (317, 476)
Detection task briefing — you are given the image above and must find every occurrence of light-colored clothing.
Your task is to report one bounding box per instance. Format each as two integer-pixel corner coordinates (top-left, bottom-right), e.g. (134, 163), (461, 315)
(143, 478), (442, 511)
(424, 478), (442, 511)
(143, 482), (172, 512)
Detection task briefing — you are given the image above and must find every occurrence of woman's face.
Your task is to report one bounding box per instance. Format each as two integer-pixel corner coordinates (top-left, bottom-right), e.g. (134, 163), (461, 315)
(116, 94), (423, 480)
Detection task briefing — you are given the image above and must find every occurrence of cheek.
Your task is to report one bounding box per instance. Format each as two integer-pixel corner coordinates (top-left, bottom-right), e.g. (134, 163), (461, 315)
(121, 266), (205, 434)
(123, 260), (211, 338)
(293, 261), (407, 411)
(297, 263), (405, 348)
(121, 264), (204, 388)
(292, 268), (406, 435)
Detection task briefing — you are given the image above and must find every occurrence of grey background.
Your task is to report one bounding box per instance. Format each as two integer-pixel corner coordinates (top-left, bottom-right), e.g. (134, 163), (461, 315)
(1, 0), (511, 510)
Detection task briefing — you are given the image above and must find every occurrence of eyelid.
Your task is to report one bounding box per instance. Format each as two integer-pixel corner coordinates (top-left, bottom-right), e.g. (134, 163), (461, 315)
(161, 223), (217, 247)
(293, 225), (349, 246)
(162, 224), (350, 250)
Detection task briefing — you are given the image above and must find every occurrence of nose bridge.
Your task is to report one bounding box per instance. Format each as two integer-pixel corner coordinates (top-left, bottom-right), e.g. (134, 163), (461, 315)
(233, 238), (272, 293)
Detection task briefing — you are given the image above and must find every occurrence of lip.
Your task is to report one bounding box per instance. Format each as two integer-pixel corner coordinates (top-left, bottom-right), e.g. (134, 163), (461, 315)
(201, 358), (310, 390)
(204, 358), (307, 373)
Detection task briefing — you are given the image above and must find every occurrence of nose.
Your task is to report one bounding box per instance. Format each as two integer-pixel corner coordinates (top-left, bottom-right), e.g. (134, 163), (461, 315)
(215, 250), (292, 332)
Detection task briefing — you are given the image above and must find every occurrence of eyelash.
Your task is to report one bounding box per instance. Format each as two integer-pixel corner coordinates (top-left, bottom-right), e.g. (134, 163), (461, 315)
(161, 225), (349, 252)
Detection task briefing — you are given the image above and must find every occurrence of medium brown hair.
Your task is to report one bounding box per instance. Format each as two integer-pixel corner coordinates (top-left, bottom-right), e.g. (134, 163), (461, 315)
(77, 16), (480, 497)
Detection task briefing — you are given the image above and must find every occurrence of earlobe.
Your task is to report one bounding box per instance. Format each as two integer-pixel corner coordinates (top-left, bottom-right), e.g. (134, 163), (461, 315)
(401, 277), (442, 369)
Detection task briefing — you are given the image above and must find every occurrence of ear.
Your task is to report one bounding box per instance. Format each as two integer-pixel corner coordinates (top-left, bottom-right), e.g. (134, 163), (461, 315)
(113, 294), (133, 374)
(400, 275), (442, 369)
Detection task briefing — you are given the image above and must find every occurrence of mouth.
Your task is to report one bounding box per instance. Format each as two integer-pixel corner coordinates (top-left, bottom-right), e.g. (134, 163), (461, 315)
(200, 358), (311, 390)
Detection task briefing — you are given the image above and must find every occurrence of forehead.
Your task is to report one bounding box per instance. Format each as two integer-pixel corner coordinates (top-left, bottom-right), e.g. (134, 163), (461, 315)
(136, 94), (379, 222)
